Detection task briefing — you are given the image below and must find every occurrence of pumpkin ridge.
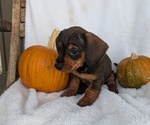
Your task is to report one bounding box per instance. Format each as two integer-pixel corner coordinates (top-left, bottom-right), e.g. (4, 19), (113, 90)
(27, 47), (41, 89)
(131, 59), (140, 87)
(136, 58), (144, 85)
(125, 60), (134, 87)
(29, 46), (45, 87)
(19, 46), (38, 86)
(47, 49), (55, 91)
(34, 47), (46, 90)
(48, 50), (55, 92)
(42, 49), (50, 92)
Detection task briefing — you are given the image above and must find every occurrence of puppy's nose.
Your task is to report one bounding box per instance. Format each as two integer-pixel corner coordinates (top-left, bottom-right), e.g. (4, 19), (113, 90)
(55, 62), (63, 70)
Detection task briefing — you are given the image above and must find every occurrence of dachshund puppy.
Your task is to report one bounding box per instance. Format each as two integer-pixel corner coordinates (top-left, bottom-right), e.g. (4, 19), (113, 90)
(55, 26), (118, 107)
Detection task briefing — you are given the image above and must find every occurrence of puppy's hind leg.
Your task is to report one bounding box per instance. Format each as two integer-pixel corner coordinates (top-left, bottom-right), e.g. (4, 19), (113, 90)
(106, 71), (119, 94)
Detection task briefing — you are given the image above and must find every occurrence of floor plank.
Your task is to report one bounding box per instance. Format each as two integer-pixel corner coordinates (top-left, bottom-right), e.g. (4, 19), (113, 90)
(0, 74), (7, 95)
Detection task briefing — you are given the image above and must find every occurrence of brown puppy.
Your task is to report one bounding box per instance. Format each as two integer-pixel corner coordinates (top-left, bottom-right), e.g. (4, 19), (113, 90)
(55, 26), (118, 107)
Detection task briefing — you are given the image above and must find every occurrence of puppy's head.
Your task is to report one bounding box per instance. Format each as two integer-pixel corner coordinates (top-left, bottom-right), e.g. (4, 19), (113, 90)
(55, 26), (109, 73)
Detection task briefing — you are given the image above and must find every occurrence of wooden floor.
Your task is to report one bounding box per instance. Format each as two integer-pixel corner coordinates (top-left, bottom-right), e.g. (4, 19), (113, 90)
(0, 74), (7, 95)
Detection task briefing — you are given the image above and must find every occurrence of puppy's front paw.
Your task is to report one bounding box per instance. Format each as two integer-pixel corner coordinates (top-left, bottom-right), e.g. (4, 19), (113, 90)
(77, 96), (93, 107)
(61, 89), (76, 97)
(77, 89), (99, 107)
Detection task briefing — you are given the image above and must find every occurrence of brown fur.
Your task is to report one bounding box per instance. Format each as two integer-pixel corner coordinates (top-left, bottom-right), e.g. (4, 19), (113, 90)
(55, 26), (118, 107)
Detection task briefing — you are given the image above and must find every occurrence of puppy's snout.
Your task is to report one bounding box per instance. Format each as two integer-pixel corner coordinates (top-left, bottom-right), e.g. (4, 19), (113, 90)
(55, 62), (63, 70)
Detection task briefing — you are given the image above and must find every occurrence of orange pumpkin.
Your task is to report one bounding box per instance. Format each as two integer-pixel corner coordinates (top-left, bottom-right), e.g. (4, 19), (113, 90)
(116, 53), (150, 88)
(18, 28), (69, 92)
(18, 45), (69, 92)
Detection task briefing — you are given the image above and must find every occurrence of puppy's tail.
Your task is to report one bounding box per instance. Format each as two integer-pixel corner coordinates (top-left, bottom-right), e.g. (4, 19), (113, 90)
(114, 63), (118, 67)
(113, 63), (118, 79)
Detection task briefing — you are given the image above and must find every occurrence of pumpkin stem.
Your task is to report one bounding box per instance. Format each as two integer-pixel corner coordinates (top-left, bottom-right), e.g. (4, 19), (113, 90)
(47, 28), (60, 50)
(131, 52), (138, 59)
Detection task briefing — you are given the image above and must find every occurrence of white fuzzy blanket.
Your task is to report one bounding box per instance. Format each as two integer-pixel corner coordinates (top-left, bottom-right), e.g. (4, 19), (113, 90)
(1, 0), (150, 125)
(1, 79), (150, 125)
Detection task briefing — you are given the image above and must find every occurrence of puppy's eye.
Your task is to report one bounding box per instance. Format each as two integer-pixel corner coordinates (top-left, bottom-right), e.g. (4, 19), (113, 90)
(68, 48), (80, 59)
(69, 49), (79, 55)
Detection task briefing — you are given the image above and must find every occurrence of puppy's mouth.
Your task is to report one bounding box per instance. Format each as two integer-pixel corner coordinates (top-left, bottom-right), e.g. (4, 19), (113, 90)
(55, 60), (84, 73)
(55, 63), (71, 73)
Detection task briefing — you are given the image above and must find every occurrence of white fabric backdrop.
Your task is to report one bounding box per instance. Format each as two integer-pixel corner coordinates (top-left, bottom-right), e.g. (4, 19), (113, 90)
(25, 0), (150, 64)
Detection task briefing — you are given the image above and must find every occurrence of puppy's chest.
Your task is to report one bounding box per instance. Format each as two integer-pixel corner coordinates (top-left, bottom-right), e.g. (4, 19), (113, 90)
(76, 66), (95, 85)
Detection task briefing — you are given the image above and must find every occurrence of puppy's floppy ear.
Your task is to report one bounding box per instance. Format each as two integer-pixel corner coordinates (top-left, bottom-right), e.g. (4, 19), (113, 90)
(84, 32), (109, 66)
